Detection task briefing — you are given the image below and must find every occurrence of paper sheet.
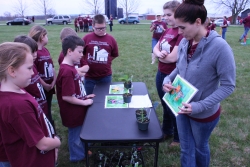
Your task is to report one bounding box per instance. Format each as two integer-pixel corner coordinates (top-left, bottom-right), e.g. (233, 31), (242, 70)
(128, 94), (153, 108)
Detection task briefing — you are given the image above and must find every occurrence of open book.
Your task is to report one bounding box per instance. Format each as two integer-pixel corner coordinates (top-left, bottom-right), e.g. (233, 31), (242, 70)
(162, 74), (198, 116)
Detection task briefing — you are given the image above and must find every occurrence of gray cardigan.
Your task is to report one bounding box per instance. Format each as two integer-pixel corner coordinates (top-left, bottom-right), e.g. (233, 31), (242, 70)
(163, 30), (236, 119)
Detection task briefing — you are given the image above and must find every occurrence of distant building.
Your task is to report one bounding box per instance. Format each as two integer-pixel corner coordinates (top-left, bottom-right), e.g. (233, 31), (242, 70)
(105, 0), (117, 19)
(117, 8), (123, 19)
(146, 14), (157, 20)
(241, 8), (250, 19)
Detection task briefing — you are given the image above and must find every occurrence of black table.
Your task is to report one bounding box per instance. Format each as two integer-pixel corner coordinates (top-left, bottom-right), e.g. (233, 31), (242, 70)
(80, 82), (163, 167)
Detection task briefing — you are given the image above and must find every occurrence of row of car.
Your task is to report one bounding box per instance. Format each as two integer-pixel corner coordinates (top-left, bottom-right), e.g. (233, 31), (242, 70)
(7, 16), (232, 27)
(6, 15), (140, 26)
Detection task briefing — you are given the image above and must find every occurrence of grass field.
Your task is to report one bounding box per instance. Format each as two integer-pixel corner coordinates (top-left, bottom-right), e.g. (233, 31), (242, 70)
(0, 22), (250, 167)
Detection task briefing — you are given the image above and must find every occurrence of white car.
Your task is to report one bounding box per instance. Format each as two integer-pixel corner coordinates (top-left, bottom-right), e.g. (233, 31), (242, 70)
(47, 15), (71, 25)
(214, 19), (230, 27)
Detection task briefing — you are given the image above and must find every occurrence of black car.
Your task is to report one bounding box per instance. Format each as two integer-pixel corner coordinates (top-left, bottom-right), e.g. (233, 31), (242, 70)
(6, 18), (31, 26)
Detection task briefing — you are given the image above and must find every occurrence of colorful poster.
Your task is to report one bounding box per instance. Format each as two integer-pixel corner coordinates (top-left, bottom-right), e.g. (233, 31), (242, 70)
(109, 84), (129, 94)
(105, 95), (128, 108)
(163, 74), (198, 116)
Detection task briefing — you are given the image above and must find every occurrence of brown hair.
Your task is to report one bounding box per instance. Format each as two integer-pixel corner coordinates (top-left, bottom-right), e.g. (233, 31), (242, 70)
(0, 42), (31, 81)
(28, 25), (47, 42)
(174, 0), (207, 24)
(14, 35), (38, 53)
(93, 14), (106, 25)
(60, 27), (78, 40)
(163, 0), (181, 12)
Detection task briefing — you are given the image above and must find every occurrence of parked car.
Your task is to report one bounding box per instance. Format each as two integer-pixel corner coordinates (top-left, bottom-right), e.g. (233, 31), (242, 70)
(47, 15), (71, 25)
(214, 19), (230, 27)
(118, 16), (140, 24)
(6, 18), (31, 26)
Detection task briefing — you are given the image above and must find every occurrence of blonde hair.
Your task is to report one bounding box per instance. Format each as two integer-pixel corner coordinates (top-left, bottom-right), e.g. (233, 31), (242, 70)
(60, 27), (78, 40)
(28, 25), (47, 42)
(0, 42), (31, 81)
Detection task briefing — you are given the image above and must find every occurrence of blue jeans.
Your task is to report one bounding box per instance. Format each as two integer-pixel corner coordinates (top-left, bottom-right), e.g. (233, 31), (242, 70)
(151, 38), (158, 53)
(84, 75), (112, 95)
(155, 70), (179, 142)
(177, 114), (219, 167)
(240, 27), (250, 40)
(68, 126), (86, 162)
(0, 162), (11, 167)
(221, 28), (227, 40)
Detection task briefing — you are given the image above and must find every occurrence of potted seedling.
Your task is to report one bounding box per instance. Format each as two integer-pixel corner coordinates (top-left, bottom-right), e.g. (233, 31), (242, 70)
(135, 108), (147, 120)
(123, 88), (132, 103)
(137, 108), (151, 131)
(119, 75), (133, 89)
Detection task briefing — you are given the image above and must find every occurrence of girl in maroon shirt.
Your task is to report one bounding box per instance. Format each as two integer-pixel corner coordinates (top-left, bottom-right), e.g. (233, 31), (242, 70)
(0, 42), (61, 167)
(153, 0), (183, 147)
(29, 25), (56, 125)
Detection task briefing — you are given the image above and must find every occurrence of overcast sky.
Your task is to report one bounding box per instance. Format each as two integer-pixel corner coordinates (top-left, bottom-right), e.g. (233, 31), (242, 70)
(0, 0), (230, 17)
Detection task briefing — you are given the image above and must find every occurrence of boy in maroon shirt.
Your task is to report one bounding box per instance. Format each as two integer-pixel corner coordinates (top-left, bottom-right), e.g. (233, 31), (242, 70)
(58, 27), (89, 77)
(82, 14), (119, 94)
(56, 35), (94, 162)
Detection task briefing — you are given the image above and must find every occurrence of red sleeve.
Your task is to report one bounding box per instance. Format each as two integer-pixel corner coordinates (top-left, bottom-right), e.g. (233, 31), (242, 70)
(61, 72), (77, 97)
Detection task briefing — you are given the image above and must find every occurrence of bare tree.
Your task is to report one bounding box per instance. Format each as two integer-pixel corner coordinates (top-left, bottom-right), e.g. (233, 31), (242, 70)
(4, 12), (12, 19)
(118, 0), (140, 23)
(33, 0), (55, 23)
(12, 0), (28, 17)
(81, 0), (104, 15)
(146, 8), (154, 14)
(212, 0), (250, 24)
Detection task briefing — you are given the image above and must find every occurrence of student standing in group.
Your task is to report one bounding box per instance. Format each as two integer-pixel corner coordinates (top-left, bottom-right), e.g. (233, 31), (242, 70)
(162, 0), (235, 166)
(28, 25), (56, 125)
(58, 27), (89, 76)
(14, 35), (50, 120)
(153, 0), (182, 147)
(239, 12), (250, 42)
(0, 42), (61, 167)
(56, 35), (94, 162)
(82, 14), (119, 95)
(221, 16), (228, 40)
(83, 16), (89, 32)
(150, 14), (167, 64)
(109, 14), (113, 32)
(208, 19), (216, 31)
(74, 17), (79, 32)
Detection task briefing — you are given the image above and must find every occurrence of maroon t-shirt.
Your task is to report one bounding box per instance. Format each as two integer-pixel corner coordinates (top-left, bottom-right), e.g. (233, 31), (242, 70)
(35, 47), (55, 95)
(88, 19), (92, 26)
(151, 21), (168, 40)
(158, 27), (183, 74)
(56, 64), (88, 127)
(0, 91), (55, 167)
(83, 33), (119, 79)
(24, 66), (49, 116)
(79, 18), (83, 26)
(243, 15), (250, 28)
(83, 18), (88, 25)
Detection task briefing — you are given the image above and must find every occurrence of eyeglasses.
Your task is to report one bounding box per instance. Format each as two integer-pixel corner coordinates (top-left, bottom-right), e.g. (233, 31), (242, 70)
(93, 27), (106, 31)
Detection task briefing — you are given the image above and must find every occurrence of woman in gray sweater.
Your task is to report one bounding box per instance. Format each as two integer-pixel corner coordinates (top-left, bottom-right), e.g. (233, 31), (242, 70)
(162, 0), (236, 166)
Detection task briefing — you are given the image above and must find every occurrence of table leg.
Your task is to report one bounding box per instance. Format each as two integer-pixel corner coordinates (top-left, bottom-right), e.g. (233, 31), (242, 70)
(85, 142), (89, 167)
(154, 142), (159, 167)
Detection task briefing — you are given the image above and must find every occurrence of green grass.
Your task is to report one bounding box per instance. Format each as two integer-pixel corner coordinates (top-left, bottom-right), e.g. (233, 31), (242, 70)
(0, 23), (249, 167)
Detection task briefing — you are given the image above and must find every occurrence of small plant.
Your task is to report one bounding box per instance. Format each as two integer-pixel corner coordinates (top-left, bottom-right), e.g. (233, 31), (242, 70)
(123, 88), (133, 103)
(119, 75), (133, 89)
